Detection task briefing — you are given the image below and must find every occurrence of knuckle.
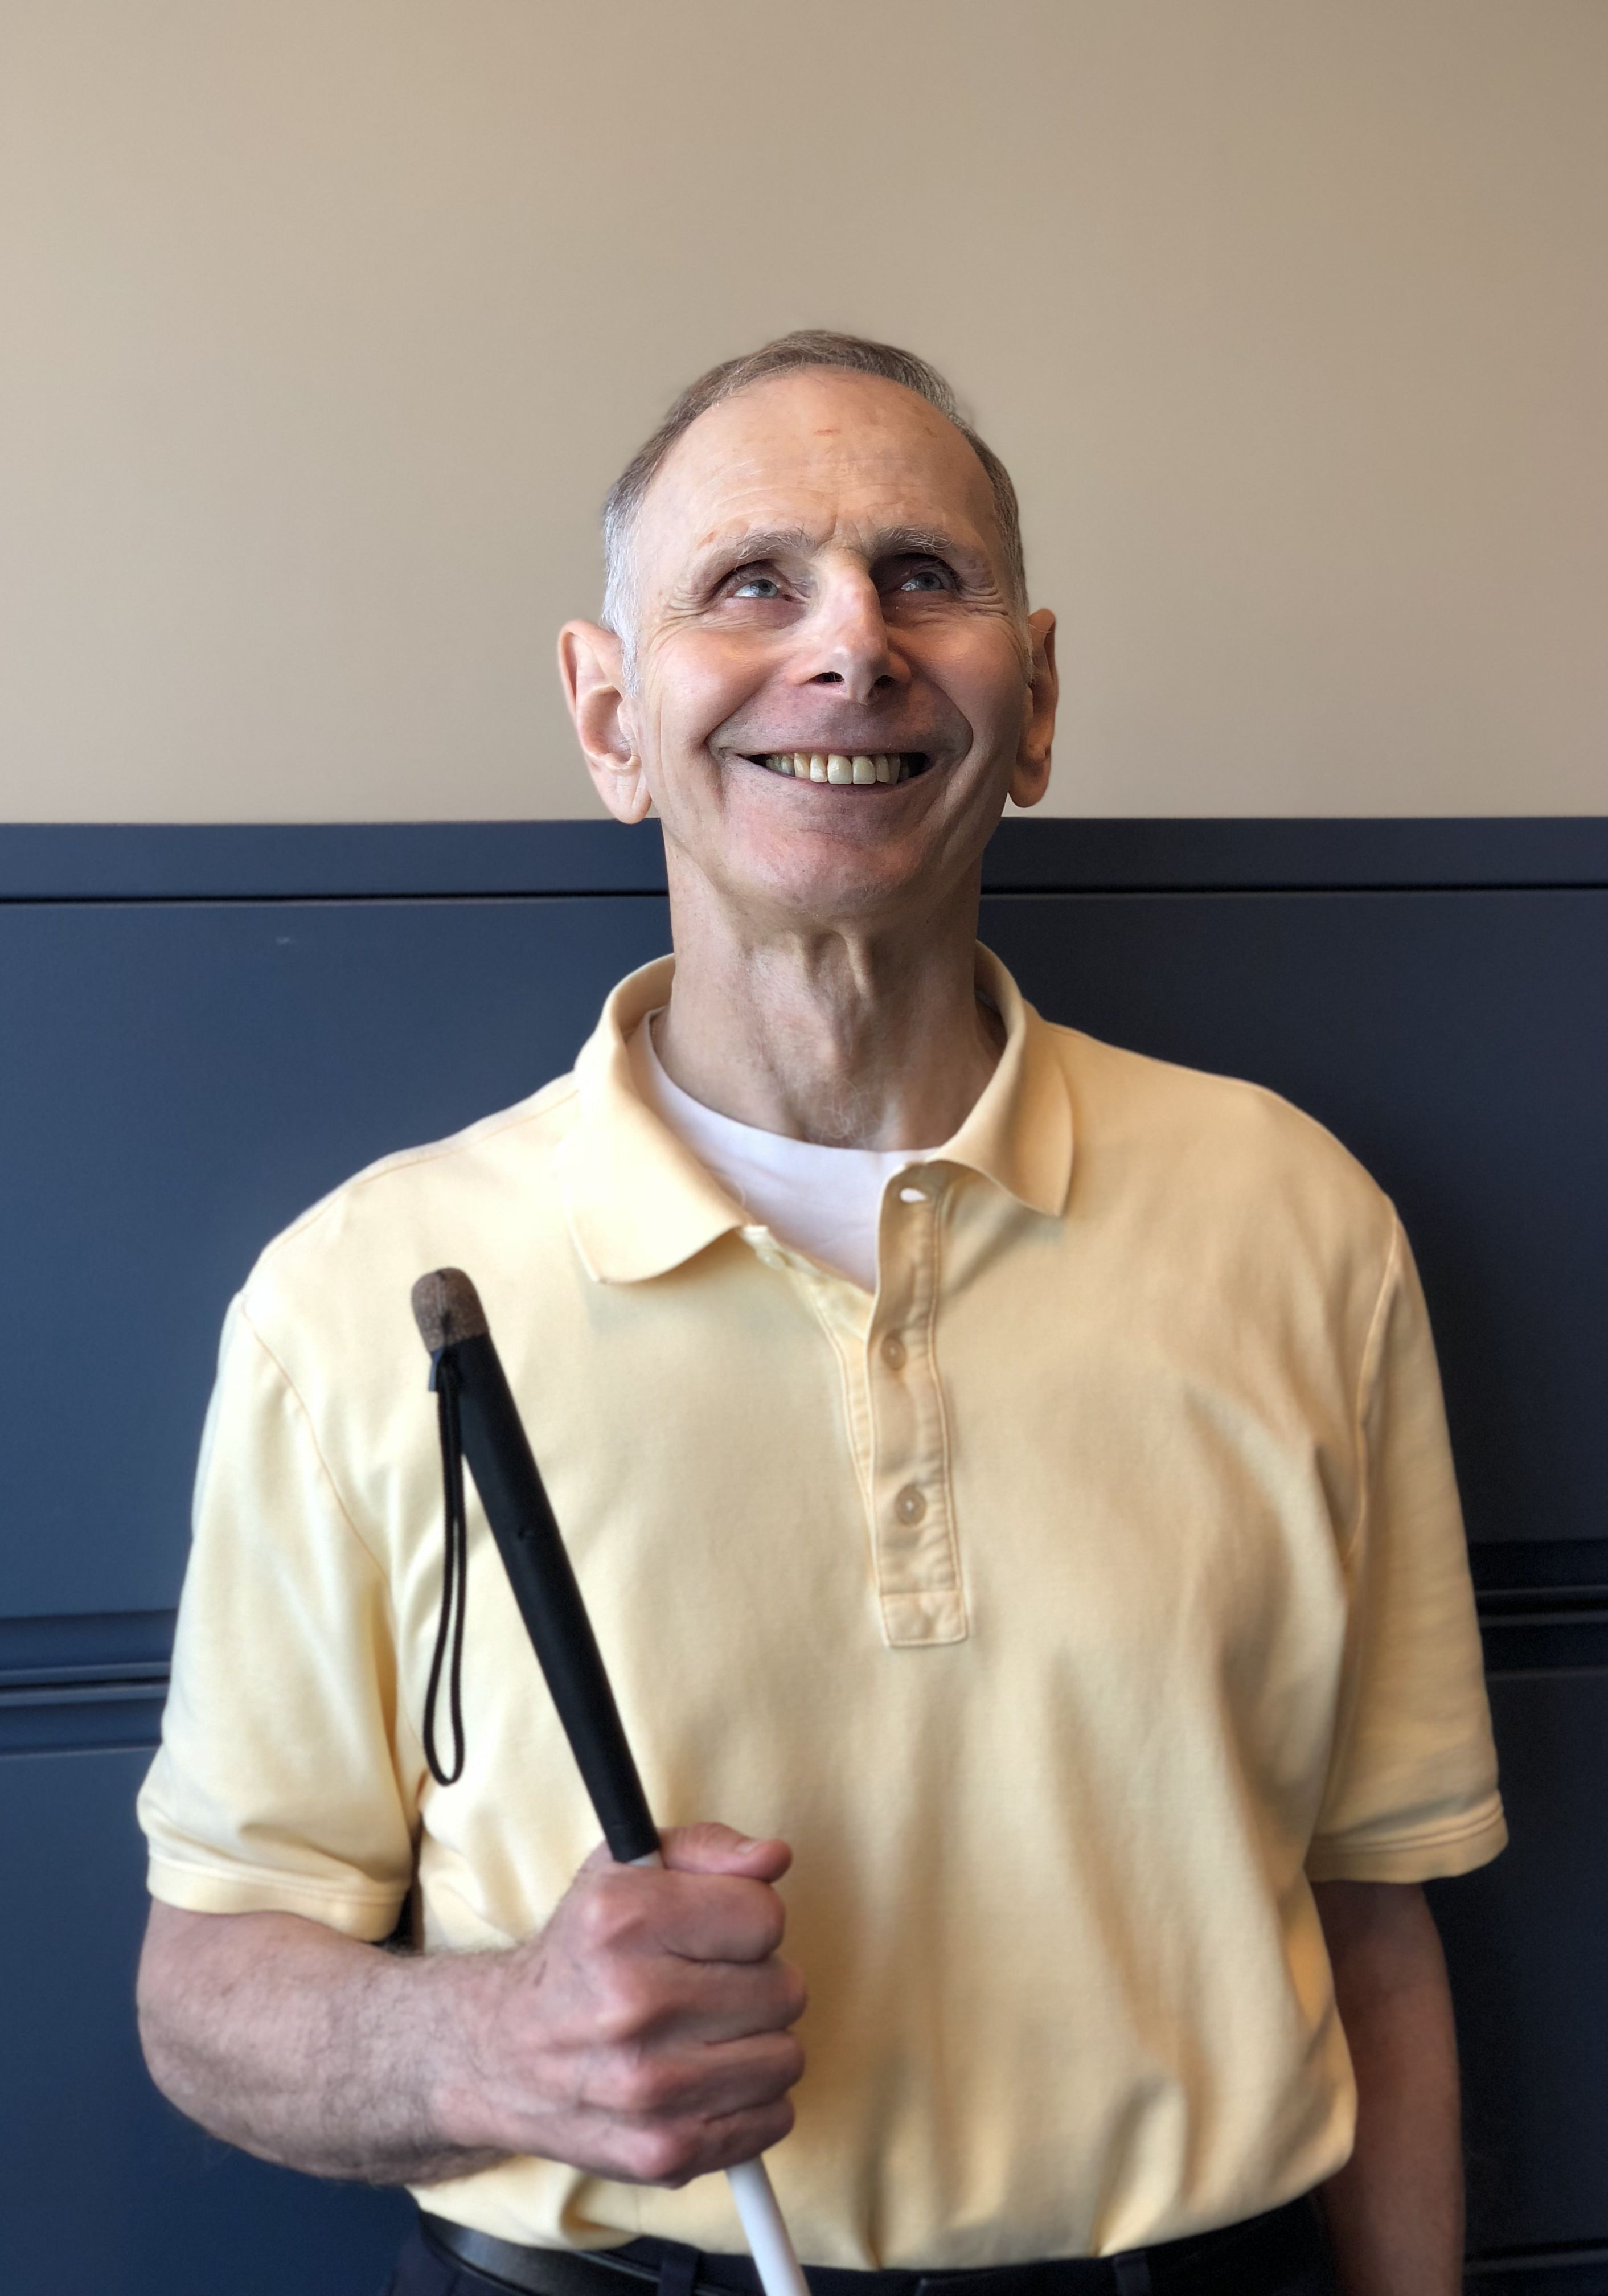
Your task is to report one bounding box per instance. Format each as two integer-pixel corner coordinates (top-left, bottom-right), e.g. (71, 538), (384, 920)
(580, 1875), (641, 1953)
(593, 1973), (654, 2049)
(711, 2100), (793, 2171)
(618, 2053), (682, 2118)
(752, 2094), (797, 2150)
(749, 2032), (804, 2097)
(573, 1885), (616, 1953)
(626, 2123), (696, 2187)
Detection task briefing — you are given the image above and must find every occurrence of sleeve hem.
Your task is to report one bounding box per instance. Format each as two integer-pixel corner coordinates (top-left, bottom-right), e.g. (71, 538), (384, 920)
(1306, 1798), (1507, 1884)
(147, 1855), (405, 1942)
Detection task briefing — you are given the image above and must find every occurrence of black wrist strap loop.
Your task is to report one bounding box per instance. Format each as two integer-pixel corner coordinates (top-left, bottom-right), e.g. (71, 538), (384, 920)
(423, 1351), (469, 1786)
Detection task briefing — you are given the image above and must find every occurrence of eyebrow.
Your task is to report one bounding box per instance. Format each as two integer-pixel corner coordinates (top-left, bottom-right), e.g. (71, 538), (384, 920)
(683, 522), (993, 593)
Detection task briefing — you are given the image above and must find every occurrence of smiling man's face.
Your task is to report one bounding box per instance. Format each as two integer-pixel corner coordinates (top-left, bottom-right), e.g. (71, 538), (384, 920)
(563, 367), (1056, 937)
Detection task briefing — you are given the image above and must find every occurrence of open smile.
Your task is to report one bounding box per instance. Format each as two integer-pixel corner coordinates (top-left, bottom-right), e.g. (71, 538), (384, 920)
(743, 750), (933, 786)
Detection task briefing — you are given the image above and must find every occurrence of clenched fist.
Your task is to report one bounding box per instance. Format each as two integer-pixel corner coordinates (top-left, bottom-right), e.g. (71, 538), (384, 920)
(434, 1823), (807, 2187)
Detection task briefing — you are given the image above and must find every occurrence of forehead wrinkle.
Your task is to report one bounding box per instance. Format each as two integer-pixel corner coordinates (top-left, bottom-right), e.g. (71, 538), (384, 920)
(638, 382), (1008, 605)
(690, 523), (819, 575)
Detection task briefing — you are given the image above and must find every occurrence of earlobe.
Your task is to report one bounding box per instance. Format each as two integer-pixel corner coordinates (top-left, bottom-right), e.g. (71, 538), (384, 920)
(557, 622), (652, 824)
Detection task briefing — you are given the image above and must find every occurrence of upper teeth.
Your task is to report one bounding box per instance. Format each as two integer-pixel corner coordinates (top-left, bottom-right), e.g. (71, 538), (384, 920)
(760, 752), (912, 784)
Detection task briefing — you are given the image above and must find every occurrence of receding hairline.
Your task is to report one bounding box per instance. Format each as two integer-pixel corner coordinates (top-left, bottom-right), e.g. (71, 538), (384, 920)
(600, 329), (1027, 650)
(635, 368), (1011, 571)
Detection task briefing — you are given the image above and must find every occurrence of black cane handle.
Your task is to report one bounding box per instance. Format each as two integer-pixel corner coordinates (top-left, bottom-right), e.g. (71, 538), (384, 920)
(409, 1269), (659, 1864)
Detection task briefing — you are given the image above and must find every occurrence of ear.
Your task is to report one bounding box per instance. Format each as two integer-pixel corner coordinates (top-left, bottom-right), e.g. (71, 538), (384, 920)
(1008, 609), (1057, 811)
(557, 621), (652, 823)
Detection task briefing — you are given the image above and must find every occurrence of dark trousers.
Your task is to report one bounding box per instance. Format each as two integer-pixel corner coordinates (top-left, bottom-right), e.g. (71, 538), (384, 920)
(382, 2207), (1338, 2296)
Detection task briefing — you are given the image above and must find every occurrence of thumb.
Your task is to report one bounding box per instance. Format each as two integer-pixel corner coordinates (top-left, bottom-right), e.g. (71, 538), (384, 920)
(661, 1821), (793, 1883)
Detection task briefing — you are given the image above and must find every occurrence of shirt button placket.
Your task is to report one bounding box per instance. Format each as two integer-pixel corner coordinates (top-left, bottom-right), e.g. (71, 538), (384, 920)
(868, 1170), (966, 1647)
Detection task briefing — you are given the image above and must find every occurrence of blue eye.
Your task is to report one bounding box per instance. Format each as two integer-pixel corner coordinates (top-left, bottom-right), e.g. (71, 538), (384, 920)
(897, 566), (949, 592)
(731, 573), (782, 599)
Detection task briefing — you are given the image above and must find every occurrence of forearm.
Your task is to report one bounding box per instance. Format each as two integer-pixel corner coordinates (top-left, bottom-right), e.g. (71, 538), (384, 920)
(1315, 1881), (1463, 2296)
(137, 1902), (503, 2185)
(137, 1829), (804, 2193)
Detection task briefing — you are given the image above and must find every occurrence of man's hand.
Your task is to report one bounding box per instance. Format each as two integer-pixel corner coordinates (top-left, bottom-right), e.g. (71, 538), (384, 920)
(137, 1822), (806, 2190)
(1315, 1879), (1462, 2296)
(441, 1823), (806, 2184)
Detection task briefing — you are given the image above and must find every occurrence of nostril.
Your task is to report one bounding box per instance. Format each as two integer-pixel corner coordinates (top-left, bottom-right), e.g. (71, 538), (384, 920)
(810, 672), (844, 686)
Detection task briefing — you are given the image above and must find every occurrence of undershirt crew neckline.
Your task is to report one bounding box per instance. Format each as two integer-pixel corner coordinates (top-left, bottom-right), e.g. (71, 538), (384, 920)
(629, 1011), (928, 1292)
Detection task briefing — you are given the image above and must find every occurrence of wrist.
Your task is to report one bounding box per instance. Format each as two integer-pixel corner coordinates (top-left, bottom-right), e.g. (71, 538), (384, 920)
(411, 1942), (518, 2159)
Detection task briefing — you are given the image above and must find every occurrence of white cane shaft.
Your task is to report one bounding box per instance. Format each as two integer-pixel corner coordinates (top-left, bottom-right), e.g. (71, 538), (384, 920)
(726, 2157), (810, 2296)
(630, 1854), (807, 2296)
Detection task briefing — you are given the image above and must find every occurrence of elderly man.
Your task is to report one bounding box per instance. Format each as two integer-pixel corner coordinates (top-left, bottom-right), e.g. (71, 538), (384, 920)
(137, 333), (1503, 2296)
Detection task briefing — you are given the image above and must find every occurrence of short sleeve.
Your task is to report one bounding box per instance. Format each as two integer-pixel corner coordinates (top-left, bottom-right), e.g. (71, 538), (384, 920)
(137, 1298), (416, 1938)
(1305, 1218), (1507, 1884)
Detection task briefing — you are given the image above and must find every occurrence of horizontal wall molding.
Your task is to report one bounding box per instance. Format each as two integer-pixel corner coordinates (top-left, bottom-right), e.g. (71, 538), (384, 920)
(1480, 1612), (1608, 1677)
(0, 1608), (175, 1682)
(1474, 1544), (1608, 1675)
(2, 817), (1606, 902)
(6, 1547), (1607, 1751)
(0, 820), (670, 900)
(1466, 2247), (1608, 2291)
(0, 1610), (174, 1758)
(982, 817), (1608, 894)
(0, 1682), (166, 1757)
(1474, 1543), (1608, 1595)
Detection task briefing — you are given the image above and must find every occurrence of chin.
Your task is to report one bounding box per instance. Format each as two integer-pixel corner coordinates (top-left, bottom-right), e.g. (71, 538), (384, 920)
(728, 822), (940, 928)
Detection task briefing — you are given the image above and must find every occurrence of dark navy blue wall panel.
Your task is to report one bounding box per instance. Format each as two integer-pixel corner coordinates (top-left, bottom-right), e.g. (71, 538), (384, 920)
(0, 1748), (410, 2295)
(0, 897), (669, 1620)
(3, 822), (1606, 2294)
(1432, 1674), (1608, 2257)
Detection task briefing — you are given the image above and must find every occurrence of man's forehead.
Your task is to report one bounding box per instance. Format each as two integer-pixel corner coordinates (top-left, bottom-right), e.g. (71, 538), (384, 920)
(637, 369), (999, 573)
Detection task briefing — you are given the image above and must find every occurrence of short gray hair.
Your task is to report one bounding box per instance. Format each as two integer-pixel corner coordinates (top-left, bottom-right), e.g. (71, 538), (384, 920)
(600, 330), (1026, 658)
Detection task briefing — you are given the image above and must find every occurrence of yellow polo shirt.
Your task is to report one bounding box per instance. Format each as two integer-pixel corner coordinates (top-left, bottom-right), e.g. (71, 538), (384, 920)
(138, 948), (1504, 2265)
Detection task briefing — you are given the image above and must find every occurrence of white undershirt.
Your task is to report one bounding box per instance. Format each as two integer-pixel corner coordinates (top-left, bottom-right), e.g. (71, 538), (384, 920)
(630, 1014), (926, 1293)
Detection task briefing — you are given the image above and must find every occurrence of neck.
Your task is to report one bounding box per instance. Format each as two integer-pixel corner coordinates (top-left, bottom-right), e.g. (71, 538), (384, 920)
(653, 863), (1000, 1150)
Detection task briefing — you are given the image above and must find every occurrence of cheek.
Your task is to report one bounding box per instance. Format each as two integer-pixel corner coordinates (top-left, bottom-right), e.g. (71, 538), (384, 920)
(928, 624), (1029, 749)
(644, 635), (770, 754)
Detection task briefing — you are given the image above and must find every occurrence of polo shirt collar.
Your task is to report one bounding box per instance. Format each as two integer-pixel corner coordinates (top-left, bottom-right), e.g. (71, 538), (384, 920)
(559, 945), (1073, 1285)
(948, 946), (1074, 1221)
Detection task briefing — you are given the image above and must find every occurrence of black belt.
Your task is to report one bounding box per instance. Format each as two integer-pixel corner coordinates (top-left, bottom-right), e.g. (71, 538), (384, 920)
(419, 2197), (1326, 2296)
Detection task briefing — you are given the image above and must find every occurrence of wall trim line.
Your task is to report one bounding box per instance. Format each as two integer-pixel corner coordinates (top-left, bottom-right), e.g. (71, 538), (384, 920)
(2, 817), (1606, 901)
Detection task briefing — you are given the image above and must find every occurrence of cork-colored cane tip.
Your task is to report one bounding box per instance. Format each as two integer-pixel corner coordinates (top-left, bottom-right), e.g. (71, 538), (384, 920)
(411, 1268), (489, 1352)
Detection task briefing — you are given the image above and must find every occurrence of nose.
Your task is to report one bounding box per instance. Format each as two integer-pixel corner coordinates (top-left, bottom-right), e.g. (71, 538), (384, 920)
(791, 563), (906, 704)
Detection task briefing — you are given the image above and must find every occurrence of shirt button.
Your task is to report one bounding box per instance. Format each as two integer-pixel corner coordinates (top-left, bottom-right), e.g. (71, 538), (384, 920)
(897, 1183), (930, 1204)
(880, 1333), (907, 1371)
(894, 1484), (926, 1525)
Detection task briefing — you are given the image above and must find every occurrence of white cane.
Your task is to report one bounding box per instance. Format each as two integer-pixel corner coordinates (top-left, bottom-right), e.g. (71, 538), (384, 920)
(412, 1269), (810, 2296)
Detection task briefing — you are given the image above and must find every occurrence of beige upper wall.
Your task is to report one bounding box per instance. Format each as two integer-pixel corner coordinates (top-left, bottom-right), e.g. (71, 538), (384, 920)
(2, 0), (1604, 823)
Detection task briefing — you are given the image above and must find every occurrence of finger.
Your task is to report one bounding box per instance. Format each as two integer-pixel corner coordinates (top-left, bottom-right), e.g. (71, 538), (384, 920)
(680, 2094), (799, 2182)
(651, 1870), (790, 1965)
(668, 2028), (806, 2122)
(592, 2028), (806, 2129)
(560, 1863), (787, 1977)
(606, 2090), (799, 2191)
(659, 1823), (793, 1884)
(627, 1953), (807, 2045)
